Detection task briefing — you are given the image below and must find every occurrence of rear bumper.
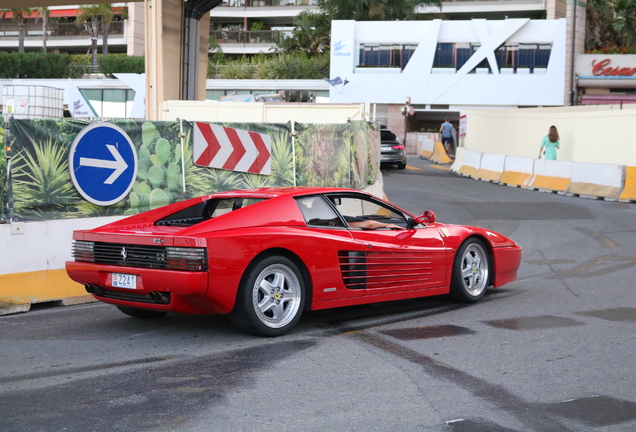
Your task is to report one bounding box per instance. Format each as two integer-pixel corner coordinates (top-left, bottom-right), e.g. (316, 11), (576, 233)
(380, 151), (406, 164)
(491, 245), (522, 287)
(64, 261), (229, 314)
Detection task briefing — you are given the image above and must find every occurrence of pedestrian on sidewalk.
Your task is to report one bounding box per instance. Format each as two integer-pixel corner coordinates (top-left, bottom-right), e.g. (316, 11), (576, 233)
(539, 125), (560, 160)
(439, 118), (455, 156)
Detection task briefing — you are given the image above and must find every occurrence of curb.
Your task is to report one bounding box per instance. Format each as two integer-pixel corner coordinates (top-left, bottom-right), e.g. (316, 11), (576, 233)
(0, 269), (96, 316)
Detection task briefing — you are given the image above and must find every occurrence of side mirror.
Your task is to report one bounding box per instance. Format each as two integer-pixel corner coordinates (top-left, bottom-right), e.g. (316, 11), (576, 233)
(412, 210), (436, 225)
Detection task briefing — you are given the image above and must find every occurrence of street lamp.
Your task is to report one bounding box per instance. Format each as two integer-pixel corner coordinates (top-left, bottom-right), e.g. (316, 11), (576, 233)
(400, 96), (414, 145)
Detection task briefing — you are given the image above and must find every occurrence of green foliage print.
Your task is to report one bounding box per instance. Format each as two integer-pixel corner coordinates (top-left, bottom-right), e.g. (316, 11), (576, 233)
(295, 123), (351, 187)
(126, 121), (187, 215)
(11, 138), (80, 221)
(0, 124), (6, 220)
(349, 120), (380, 187)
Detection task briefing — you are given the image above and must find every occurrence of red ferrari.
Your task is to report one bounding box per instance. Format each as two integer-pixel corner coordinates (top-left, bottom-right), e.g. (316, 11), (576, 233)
(66, 187), (521, 336)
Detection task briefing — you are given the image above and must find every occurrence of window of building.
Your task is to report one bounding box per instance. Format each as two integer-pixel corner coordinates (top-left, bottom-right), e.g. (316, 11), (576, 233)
(432, 42), (552, 73)
(496, 43), (552, 72)
(80, 88), (136, 118)
(357, 43), (418, 70)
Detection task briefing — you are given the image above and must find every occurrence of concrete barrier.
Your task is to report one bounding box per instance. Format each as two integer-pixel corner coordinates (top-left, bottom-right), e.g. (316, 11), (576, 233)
(500, 156), (535, 187)
(474, 153), (505, 182)
(566, 162), (624, 200)
(0, 217), (123, 316)
(450, 147), (465, 173)
(619, 167), (636, 202)
(526, 159), (573, 193)
(430, 141), (452, 164)
(455, 149), (482, 177)
(419, 136), (435, 159)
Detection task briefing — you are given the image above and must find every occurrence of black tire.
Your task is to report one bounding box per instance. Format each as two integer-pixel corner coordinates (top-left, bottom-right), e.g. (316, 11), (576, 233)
(231, 255), (306, 337)
(450, 238), (491, 303)
(116, 306), (167, 319)
(397, 162), (406, 170)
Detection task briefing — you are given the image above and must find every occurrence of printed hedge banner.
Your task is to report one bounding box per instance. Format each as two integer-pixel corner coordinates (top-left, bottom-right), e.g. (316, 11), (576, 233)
(1, 118), (379, 222)
(0, 116), (6, 221)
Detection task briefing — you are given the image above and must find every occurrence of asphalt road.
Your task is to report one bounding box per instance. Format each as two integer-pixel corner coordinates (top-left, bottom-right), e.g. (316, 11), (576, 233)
(2, 157), (636, 432)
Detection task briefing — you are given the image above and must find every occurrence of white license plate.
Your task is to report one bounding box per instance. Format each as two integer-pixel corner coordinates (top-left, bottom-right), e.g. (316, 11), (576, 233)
(112, 273), (137, 289)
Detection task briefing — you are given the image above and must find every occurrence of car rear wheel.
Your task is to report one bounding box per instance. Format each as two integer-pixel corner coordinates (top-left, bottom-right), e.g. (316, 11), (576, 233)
(397, 162), (406, 170)
(231, 255), (305, 337)
(116, 306), (167, 319)
(450, 239), (490, 303)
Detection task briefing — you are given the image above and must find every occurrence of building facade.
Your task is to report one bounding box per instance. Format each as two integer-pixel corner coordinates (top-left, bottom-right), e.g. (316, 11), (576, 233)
(329, 19), (566, 138)
(0, 3), (144, 56)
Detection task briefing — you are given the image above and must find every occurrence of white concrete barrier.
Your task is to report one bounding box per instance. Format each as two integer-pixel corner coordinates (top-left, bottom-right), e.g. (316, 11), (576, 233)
(450, 147), (465, 173)
(419, 136), (435, 159)
(475, 153), (505, 182)
(567, 162), (624, 200)
(455, 149), (482, 177)
(527, 159), (573, 192)
(500, 156), (535, 187)
(0, 216), (124, 315)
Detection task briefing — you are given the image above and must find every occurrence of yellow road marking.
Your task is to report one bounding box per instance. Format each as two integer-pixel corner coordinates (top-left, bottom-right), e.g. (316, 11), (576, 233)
(428, 165), (450, 171)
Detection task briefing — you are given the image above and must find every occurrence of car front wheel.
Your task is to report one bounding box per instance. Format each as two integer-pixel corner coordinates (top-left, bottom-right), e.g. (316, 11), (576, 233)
(231, 255), (305, 337)
(450, 239), (490, 302)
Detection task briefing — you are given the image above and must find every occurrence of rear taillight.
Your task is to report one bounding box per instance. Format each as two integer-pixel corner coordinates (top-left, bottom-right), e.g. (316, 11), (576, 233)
(73, 241), (95, 262)
(392, 145), (405, 150)
(165, 247), (208, 271)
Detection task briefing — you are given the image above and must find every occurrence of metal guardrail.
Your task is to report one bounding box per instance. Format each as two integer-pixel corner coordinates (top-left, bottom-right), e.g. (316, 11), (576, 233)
(69, 64), (99, 76)
(211, 30), (285, 45)
(0, 22), (124, 39)
(220, 0), (317, 6)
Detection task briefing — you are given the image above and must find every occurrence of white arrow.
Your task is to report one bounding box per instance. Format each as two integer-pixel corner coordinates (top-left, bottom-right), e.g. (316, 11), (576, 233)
(79, 144), (128, 184)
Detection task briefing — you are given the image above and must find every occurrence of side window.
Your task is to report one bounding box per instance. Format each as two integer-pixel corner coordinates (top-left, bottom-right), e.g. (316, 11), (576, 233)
(296, 196), (345, 228)
(329, 196), (408, 228)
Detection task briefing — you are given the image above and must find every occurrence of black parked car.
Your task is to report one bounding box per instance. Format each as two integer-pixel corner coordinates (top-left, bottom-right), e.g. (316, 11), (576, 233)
(380, 128), (406, 169)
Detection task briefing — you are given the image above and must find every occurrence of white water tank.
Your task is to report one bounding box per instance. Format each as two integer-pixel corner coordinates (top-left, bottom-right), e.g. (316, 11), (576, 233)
(2, 85), (64, 119)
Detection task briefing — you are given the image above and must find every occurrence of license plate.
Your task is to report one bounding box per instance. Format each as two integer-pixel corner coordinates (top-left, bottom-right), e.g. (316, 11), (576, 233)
(112, 273), (137, 289)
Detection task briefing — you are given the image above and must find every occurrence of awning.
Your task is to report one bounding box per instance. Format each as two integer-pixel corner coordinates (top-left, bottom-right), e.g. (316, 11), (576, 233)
(578, 76), (636, 89)
(581, 94), (636, 105)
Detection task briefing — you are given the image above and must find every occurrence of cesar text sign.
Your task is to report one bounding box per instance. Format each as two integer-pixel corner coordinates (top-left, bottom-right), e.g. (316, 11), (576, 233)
(591, 59), (636, 76)
(576, 54), (636, 78)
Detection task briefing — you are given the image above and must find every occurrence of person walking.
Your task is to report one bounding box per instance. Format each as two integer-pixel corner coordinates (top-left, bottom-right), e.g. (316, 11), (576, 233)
(539, 125), (560, 160)
(439, 118), (455, 155)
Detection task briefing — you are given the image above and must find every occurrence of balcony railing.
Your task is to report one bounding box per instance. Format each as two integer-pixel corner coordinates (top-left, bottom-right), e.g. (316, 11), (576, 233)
(220, 0), (318, 6)
(211, 30), (286, 45)
(0, 22), (125, 39)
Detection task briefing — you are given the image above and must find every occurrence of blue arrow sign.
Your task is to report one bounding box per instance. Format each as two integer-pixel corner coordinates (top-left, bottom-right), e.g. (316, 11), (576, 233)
(69, 122), (138, 206)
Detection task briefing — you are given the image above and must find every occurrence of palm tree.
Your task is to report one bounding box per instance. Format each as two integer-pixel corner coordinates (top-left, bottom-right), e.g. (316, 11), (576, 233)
(1, 8), (33, 53)
(37, 6), (50, 55)
(76, 4), (113, 72)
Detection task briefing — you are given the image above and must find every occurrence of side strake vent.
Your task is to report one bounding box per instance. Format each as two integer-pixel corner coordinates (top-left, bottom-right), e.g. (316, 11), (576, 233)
(339, 250), (435, 291)
(338, 251), (367, 290)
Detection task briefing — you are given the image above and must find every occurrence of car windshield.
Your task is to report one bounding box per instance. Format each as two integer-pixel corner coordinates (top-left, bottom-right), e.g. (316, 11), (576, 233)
(381, 130), (397, 141)
(155, 197), (267, 227)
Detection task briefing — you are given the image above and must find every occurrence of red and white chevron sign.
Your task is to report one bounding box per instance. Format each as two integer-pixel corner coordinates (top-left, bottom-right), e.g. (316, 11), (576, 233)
(193, 122), (272, 175)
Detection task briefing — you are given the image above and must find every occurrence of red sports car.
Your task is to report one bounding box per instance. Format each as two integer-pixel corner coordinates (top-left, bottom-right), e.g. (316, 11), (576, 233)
(66, 187), (521, 336)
